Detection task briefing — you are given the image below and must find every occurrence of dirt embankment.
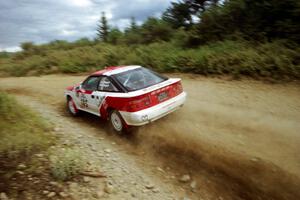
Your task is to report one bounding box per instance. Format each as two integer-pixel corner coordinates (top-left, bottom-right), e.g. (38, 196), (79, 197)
(1, 74), (300, 200)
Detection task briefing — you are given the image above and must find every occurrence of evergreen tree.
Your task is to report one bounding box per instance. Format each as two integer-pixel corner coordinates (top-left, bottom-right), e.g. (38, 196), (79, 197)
(123, 16), (142, 45)
(162, 2), (192, 29)
(97, 12), (109, 42)
(130, 16), (138, 31)
(107, 28), (123, 45)
(185, 0), (219, 14)
(141, 17), (173, 44)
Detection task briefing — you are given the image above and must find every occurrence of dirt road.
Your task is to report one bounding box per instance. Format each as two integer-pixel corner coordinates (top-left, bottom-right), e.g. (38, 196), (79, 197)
(1, 74), (300, 200)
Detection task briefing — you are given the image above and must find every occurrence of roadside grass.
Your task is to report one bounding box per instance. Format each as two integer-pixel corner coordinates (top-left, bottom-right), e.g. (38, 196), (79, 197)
(0, 91), (54, 196)
(0, 40), (299, 80)
(0, 91), (53, 159)
(0, 91), (86, 198)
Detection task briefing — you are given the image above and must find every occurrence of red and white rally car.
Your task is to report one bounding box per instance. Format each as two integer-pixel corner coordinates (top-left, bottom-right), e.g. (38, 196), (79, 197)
(64, 65), (186, 133)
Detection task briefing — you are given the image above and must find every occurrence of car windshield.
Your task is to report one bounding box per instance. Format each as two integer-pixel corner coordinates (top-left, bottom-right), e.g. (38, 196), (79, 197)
(112, 67), (167, 91)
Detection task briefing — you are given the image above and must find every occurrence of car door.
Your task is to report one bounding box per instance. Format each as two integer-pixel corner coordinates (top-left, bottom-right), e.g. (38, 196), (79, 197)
(91, 76), (120, 116)
(76, 76), (100, 115)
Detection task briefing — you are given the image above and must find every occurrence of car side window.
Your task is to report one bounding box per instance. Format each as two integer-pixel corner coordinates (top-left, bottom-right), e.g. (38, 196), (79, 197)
(82, 76), (99, 91)
(98, 77), (119, 92)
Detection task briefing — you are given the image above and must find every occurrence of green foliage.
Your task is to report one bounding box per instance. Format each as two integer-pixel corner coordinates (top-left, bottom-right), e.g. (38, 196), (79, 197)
(21, 42), (35, 51)
(171, 27), (198, 48)
(140, 18), (173, 44)
(50, 148), (85, 181)
(97, 12), (109, 42)
(0, 40), (299, 80)
(0, 51), (12, 58)
(175, 40), (300, 79)
(0, 91), (53, 159)
(107, 28), (123, 45)
(123, 17), (143, 45)
(194, 0), (300, 44)
(123, 31), (143, 45)
(185, 0), (220, 13)
(129, 17), (138, 32)
(119, 0), (299, 46)
(163, 1), (193, 29)
(73, 37), (95, 47)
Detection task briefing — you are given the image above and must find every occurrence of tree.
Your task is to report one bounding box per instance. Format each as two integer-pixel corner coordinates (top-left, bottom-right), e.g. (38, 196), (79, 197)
(162, 0), (221, 30)
(107, 28), (123, 45)
(129, 17), (138, 32)
(193, 0), (300, 44)
(47, 40), (71, 50)
(21, 42), (35, 51)
(185, 0), (219, 14)
(20, 42), (41, 55)
(162, 1), (192, 29)
(124, 17), (139, 35)
(123, 16), (142, 45)
(74, 38), (94, 47)
(97, 12), (109, 42)
(141, 17), (173, 44)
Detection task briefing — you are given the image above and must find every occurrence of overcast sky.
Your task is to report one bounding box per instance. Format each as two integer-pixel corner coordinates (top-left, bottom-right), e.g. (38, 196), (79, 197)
(0, 0), (173, 52)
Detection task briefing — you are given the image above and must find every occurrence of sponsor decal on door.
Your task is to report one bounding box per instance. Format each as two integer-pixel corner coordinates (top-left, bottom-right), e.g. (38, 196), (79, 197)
(80, 93), (88, 108)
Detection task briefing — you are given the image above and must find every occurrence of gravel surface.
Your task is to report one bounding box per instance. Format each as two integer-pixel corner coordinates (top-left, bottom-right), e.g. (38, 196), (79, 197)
(1, 74), (300, 200)
(15, 95), (197, 200)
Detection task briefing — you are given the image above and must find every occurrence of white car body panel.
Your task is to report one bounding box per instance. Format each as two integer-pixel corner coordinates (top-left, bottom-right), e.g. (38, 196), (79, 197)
(119, 92), (186, 126)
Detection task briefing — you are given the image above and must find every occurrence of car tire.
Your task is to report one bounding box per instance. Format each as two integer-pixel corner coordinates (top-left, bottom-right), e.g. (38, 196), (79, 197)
(109, 110), (126, 134)
(67, 97), (79, 116)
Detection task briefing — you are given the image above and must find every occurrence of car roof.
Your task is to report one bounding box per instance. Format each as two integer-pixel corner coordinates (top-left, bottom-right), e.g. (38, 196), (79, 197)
(91, 65), (141, 76)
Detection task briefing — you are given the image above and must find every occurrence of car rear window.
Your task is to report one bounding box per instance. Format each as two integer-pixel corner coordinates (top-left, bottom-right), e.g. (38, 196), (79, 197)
(112, 67), (167, 91)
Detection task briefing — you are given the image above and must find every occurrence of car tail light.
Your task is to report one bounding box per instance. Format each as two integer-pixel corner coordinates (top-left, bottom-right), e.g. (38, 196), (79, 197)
(125, 81), (182, 112)
(127, 95), (151, 112)
(173, 81), (183, 95)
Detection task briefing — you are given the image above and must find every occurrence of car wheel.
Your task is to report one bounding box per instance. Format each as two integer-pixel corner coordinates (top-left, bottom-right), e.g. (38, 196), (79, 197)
(67, 97), (79, 116)
(109, 110), (125, 133)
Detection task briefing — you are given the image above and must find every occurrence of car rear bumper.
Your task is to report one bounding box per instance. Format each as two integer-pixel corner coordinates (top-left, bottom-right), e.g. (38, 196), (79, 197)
(119, 92), (186, 126)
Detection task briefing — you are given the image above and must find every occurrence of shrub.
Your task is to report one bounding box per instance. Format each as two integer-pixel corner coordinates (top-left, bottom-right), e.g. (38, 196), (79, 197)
(0, 40), (299, 80)
(49, 148), (85, 181)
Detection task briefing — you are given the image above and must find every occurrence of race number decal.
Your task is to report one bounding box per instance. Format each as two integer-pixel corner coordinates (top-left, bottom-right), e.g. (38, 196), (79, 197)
(80, 94), (88, 108)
